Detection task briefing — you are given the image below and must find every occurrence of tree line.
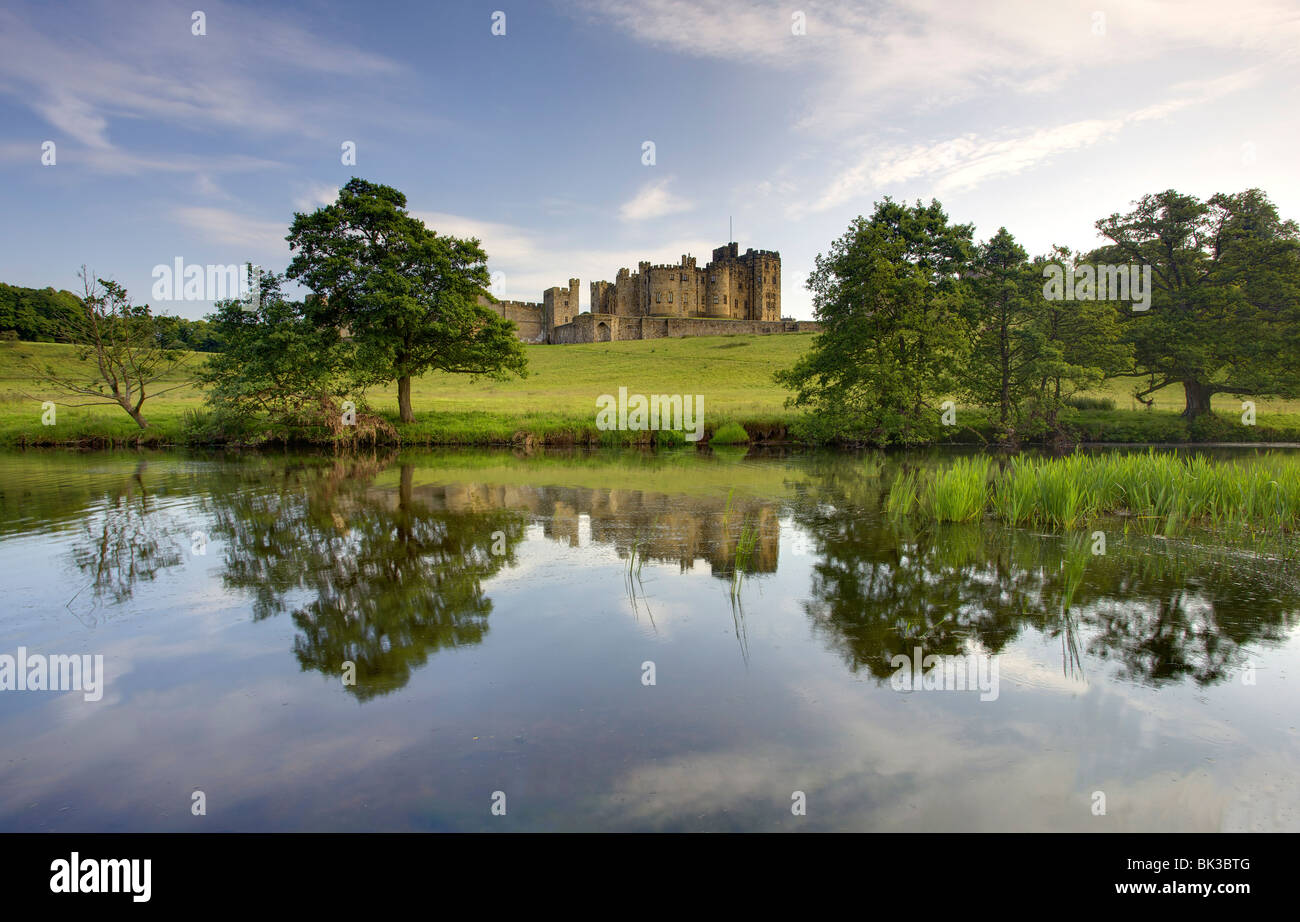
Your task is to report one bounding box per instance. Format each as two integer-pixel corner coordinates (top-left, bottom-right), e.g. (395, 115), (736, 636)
(777, 189), (1300, 445)
(1, 282), (223, 351)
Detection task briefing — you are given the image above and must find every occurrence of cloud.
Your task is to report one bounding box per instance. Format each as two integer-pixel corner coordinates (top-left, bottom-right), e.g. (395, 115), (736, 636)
(796, 70), (1262, 215)
(173, 207), (289, 258)
(0, 1), (402, 173)
(292, 183), (340, 213)
(412, 209), (715, 308)
(619, 178), (695, 222)
(576, 0), (1300, 138)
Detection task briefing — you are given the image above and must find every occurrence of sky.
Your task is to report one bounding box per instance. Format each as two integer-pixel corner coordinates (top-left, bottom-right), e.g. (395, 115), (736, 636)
(1, 0), (1298, 321)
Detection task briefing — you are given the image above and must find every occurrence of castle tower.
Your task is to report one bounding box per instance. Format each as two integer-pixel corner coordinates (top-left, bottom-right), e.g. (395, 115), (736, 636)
(542, 280), (578, 340)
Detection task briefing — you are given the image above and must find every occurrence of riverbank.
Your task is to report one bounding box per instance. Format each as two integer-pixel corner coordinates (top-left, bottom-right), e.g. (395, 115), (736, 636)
(5, 337), (1300, 448)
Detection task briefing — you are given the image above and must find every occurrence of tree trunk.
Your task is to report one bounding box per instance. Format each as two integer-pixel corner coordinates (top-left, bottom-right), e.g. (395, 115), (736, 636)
(1181, 380), (1214, 419)
(398, 375), (414, 423)
(122, 400), (148, 429)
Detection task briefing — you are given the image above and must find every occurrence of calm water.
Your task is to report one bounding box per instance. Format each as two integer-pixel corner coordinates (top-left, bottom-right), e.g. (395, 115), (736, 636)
(0, 447), (1297, 832)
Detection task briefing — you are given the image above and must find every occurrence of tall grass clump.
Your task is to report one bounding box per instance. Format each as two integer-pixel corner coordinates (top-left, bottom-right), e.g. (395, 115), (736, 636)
(920, 456), (990, 523)
(882, 450), (1300, 541)
(885, 468), (921, 521)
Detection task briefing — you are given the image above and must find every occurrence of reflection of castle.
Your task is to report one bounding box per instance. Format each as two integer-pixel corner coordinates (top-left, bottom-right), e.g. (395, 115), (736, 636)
(480, 242), (819, 344)
(378, 481), (781, 577)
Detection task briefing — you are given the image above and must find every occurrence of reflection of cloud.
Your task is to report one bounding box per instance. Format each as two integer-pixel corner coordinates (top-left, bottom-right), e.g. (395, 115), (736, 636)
(589, 666), (1265, 831)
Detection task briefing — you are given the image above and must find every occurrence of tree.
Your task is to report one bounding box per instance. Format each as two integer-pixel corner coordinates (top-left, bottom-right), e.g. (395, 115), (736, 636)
(200, 268), (351, 425)
(19, 269), (189, 429)
(961, 229), (1044, 441)
(285, 178), (527, 423)
(1026, 247), (1131, 432)
(775, 199), (974, 445)
(1094, 188), (1300, 418)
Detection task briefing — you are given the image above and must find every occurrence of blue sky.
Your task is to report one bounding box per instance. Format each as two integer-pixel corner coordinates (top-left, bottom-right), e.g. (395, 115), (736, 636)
(2, 0), (1298, 320)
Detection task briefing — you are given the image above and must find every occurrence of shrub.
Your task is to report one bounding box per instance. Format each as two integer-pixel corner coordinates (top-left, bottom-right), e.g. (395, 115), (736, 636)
(1064, 394), (1116, 411)
(710, 421), (751, 444)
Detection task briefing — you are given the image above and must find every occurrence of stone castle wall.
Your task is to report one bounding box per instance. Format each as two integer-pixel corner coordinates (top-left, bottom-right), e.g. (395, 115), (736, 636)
(550, 313), (819, 344)
(481, 242), (814, 344)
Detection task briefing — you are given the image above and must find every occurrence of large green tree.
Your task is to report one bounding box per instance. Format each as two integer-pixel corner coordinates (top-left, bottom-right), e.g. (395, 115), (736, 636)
(1094, 188), (1300, 418)
(286, 178), (527, 422)
(776, 199), (974, 445)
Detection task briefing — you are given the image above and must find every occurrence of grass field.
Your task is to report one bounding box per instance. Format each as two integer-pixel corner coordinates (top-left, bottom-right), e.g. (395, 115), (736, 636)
(3, 336), (1300, 446)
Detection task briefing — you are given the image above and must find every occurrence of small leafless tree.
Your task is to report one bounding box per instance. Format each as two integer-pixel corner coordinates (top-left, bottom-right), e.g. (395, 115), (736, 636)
(22, 267), (191, 429)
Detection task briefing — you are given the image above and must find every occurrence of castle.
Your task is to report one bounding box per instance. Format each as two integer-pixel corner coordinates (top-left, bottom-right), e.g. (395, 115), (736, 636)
(480, 242), (820, 344)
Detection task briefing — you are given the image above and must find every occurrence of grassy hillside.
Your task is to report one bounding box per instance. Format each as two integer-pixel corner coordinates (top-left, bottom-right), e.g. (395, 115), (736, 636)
(3, 335), (1299, 446)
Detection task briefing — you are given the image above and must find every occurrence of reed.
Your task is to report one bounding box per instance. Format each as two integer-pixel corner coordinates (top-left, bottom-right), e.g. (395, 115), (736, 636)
(886, 450), (1300, 537)
(920, 457), (990, 523)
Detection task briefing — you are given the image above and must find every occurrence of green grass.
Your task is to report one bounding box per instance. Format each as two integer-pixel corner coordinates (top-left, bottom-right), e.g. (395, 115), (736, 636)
(4, 336), (1300, 447)
(889, 450), (1300, 539)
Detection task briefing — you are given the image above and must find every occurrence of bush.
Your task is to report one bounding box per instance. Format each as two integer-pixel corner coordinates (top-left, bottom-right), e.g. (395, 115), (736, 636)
(709, 421), (751, 444)
(1064, 394), (1116, 411)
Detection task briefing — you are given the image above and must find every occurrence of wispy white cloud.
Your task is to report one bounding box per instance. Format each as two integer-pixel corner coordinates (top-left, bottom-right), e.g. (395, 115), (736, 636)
(0, 0), (402, 171)
(292, 183), (340, 213)
(796, 69), (1265, 215)
(576, 0), (1300, 137)
(619, 178), (695, 222)
(414, 209), (714, 308)
(173, 207), (289, 258)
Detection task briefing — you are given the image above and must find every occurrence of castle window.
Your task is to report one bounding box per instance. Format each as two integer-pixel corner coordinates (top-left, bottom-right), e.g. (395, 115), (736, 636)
(680, 273), (687, 281)
(656, 292), (661, 303)
(723, 295), (728, 304)
(714, 295), (719, 304)
(668, 292), (673, 303)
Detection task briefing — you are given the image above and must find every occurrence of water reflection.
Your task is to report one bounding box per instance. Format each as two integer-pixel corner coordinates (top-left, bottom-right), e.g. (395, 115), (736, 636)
(4, 447), (1300, 831)
(68, 460), (184, 615)
(36, 448), (1300, 700)
(202, 457), (528, 700)
(789, 461), (1299, 687)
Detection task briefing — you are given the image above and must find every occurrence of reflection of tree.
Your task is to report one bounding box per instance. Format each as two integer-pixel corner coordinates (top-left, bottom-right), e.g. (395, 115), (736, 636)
(67, 460), (184, 619)
(206, 457), (527, 700)
(790, 455), (1300, 687)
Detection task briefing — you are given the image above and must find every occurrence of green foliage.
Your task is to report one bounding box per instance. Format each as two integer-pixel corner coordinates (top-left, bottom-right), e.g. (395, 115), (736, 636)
(0, 281), (221, 351)
(286, 177), (527, 422)
(0, 283), (84, 342)
(709, 421), (750, 444)
(775, 198), (974, 445)
(1064, 394), (1116, 411)
(1094, 188), (1300, 418)
(199, 269), (352, 431)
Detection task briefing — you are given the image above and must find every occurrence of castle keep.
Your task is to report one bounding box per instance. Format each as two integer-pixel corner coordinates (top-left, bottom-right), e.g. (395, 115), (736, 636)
(480, 242), (820, 344)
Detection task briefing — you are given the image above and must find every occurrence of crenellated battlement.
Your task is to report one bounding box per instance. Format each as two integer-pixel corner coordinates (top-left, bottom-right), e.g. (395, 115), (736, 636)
(482, 239), (791, 342)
